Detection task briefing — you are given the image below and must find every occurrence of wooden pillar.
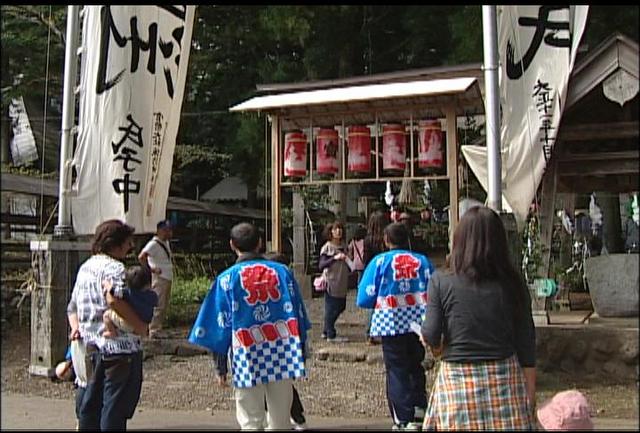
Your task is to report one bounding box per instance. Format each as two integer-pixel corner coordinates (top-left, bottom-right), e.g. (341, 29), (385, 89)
(445, 106), (459, 250)
(540, 156), (558, 277)
(292, 191), (311, 299)
(599, 191), (623, 253)
(270, 115), (281, 252)
(558, 193), (576, 271)
(329, 130), (347, 221)
(29, 238), (90, 377)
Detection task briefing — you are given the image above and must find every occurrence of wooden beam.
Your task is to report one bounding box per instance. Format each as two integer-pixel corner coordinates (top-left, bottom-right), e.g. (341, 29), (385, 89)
(281, 174), (449, 187)
(556, 150), (639, 162)
(557, 175), (639, 193)
(558, 121), (639, 141)
(557, 159), (638, 176)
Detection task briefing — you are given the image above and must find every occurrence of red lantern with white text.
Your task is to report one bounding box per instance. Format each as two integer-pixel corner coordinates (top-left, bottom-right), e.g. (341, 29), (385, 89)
(418, 120), (443, 168)
(347, 125), (371, 173)
(316, 128), (339, 174)
(382, 124), (406, 171)
(284, 131), (307, 177)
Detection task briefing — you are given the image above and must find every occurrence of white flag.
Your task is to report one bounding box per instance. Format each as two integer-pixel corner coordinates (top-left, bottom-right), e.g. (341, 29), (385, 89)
(71, 6), (196, 234)
(461, 6), (588, 227)
(8, 97), (39, 166)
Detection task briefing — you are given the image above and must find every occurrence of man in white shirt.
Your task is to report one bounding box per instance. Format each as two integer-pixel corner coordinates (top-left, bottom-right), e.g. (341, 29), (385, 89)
(139, 219), (174, 338)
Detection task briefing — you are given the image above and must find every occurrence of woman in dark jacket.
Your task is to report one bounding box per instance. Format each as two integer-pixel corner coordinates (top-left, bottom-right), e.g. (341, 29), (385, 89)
(318, 220), (351, 342)
(420, 206), (536, 430)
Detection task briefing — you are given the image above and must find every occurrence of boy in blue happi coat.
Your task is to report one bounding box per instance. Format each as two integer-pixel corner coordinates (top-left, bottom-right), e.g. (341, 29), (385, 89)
(356, 222), (435, 431)
(189, 222), (311, 430)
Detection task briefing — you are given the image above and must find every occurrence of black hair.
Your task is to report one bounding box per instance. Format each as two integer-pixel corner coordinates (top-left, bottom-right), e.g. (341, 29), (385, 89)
(91, 219), (135, 255)
(366, 210), (390, 253)
(264, 251), (290, 266)
(450, 206), (527, 321)
(383, 222), (410, 249)
(353, 224), (367, 241)
(322, 220), (344, 242)
(230, 222), (261, 253)
(125, 265), (152, 291)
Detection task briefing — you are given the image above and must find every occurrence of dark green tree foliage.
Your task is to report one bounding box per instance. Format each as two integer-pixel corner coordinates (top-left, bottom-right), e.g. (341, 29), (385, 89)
(447, 6), (483, 64)
(1, 6), (65, 104)
(2, 5), (638, 202)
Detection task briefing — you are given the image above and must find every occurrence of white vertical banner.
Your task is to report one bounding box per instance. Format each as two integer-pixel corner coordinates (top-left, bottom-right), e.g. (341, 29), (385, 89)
(71, 6), (196, 234)
(461, 6), (588, 227)
(8, 97), (39, 166)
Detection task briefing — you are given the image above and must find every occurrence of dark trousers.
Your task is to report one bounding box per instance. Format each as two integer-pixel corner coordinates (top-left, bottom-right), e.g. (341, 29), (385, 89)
(381, 333), (427, 424)
(77, 350), (143, 431)
(323, 292), (346, 339)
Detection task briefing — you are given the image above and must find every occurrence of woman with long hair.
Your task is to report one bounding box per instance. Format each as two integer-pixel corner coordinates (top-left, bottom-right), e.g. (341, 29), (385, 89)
(420, 206), (536, 430)
(362, 210), (390, 344)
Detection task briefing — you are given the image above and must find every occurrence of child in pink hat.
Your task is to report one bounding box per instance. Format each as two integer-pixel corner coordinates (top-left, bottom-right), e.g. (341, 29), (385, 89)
(537, 389), (594, 430)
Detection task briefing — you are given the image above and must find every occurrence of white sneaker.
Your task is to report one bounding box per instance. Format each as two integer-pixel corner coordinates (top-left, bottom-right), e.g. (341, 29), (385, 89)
(291, 418), (306, 430)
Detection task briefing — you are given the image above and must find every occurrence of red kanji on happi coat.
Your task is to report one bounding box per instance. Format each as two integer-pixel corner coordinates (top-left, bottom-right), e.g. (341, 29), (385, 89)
(392, 254), (420, 281)
(240, 264), (281, 305)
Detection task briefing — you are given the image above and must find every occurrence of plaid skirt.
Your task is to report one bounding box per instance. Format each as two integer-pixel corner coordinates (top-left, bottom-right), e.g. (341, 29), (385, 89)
(423, 355), (534, 431)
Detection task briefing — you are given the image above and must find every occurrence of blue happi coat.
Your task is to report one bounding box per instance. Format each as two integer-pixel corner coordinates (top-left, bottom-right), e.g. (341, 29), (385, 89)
(188, 258), (311, 388)
(356, 249), (434, 337)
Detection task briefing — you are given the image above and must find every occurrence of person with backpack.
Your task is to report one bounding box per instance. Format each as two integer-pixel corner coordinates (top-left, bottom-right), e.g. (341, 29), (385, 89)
(138, 220), (174, 339)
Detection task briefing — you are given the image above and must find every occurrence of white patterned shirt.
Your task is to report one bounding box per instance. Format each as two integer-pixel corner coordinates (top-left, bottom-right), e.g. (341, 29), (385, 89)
(67, 254), (142, 354)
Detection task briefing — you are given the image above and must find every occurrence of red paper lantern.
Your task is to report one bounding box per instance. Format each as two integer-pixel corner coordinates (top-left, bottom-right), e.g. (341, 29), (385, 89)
(382, 124), (406, 171)
(316, 128), (339, 174)
(347, 125), (371, 173)
(284, 132), (307, 177)
(418, 120), (444, 168)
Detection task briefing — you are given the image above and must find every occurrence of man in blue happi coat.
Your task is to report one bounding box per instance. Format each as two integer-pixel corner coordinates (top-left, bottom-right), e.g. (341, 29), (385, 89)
(356, 222), (435, 430)
(188, 222), (311, 430)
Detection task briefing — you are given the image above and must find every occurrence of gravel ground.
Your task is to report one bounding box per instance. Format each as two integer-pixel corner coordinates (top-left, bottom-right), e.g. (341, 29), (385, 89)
(2, 293), (638, 420)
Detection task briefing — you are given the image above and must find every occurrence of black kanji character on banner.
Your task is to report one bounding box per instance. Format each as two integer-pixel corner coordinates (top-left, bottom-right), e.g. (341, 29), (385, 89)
(506, 6), (571, 80)
(112, 174), (140, 213)
(96, 6), (187, 98)
(111, 114), (143, 154)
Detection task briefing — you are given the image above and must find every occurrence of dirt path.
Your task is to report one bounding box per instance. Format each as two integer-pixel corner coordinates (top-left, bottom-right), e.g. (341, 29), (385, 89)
(2, 296), (638, 420)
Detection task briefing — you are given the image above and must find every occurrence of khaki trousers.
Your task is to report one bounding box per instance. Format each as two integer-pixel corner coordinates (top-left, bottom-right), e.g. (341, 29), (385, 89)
(149, 276), (172, 334)
(234, 379), (293, 430)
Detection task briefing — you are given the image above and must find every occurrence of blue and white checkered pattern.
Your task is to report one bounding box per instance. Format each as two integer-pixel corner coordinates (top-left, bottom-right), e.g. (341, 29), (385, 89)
(232, 337), (306, 388)
(369, 305), (426, 337)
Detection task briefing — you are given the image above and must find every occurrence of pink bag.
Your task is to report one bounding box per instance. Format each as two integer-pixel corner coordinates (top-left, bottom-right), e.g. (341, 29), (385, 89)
(313, 271), (328, 292)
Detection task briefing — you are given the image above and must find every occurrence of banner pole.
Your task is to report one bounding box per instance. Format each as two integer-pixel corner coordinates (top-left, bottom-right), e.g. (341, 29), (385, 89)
(482, 5), (502, 213)
(55, 5), (80, 236)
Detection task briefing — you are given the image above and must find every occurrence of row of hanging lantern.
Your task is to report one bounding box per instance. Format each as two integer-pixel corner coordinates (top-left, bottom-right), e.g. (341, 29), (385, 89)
(283, 121), (444, 178)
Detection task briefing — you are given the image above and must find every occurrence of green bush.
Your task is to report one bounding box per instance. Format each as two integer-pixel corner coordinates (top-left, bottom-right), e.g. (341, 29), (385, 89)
(171, 275), (212, 306)
(166, 275), (212, 327)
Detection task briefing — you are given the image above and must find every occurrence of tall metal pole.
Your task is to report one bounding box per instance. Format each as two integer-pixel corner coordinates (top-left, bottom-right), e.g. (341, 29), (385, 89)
(55, 5), (80, 236)
(482, 5), (502, 212)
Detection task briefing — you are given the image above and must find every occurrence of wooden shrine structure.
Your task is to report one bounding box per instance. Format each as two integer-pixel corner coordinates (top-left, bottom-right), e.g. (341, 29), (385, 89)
(230, 64), (485, 254)
(539, 33), (639, 276)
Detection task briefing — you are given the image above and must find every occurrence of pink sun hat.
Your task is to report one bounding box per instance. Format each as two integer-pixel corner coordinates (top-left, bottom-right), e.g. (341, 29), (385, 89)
(537, 389), (594, 430)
